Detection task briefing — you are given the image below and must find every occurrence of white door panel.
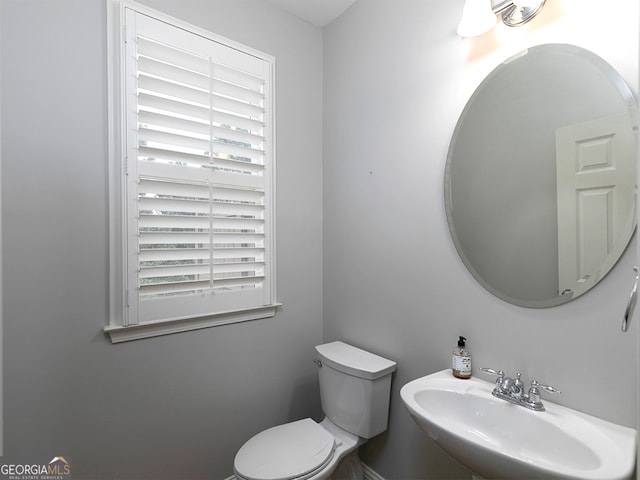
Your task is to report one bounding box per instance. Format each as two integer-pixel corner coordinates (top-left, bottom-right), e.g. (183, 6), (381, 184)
(556, 113), (636, 296)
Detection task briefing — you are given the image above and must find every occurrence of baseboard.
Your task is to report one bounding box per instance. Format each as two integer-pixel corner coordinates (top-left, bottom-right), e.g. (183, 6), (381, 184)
(225, 461), (385, 480)
(362, 462), (386, 480)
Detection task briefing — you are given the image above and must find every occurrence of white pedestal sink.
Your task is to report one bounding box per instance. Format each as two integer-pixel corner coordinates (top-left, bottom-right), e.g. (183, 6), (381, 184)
(400, 369), (637, 480)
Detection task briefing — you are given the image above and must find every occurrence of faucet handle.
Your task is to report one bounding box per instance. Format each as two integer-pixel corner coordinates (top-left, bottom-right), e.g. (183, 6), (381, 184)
(480, 368), (505, 388)
(480, 367), (504, 378)
(530, 380), (561, 395)
(524, 380), (561, 411)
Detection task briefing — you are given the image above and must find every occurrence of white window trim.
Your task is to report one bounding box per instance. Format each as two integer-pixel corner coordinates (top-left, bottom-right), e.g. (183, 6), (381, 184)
(104, 305), (279, 343)
(106, 0), (279, 343)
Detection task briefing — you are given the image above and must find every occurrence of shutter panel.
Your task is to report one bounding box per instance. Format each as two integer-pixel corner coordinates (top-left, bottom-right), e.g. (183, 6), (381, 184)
(124, 9), (274, 324)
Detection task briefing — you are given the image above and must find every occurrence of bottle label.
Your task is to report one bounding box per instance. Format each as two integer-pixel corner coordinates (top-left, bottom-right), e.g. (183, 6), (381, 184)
(453, 354), (471, 374)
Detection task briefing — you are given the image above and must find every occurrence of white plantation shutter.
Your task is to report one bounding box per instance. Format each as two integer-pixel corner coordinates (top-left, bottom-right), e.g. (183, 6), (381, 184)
(121, 8), (275, 326)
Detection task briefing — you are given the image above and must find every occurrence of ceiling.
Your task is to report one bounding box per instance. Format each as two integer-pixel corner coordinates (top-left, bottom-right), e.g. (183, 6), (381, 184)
(266, 0), (358, 27)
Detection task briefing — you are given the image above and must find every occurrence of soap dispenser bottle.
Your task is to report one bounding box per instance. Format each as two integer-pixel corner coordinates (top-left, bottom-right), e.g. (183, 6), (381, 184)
(452, 336), (472, 379)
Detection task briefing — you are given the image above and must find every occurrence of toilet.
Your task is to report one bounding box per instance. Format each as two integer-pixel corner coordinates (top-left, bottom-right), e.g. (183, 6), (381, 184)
(233, 341), (397, 480)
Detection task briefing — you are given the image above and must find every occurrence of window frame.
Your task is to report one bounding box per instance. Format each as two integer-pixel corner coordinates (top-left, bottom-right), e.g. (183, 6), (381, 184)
(106, 0), (279, 343)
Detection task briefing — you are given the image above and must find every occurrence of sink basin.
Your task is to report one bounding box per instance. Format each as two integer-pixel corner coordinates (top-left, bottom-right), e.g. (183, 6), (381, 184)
(400, 369), (637, 480)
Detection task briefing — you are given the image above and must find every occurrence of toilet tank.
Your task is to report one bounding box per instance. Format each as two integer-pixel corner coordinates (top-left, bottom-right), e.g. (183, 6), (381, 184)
(315, 341), (397, 439)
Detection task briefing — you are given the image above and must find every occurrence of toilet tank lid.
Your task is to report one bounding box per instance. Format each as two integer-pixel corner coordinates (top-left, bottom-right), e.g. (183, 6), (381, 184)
(315, 341), (397, 380)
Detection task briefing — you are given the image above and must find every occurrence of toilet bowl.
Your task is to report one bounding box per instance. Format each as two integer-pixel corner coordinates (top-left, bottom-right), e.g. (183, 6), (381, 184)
(234, 417), (362, 480)
(233, 342), (396, 480)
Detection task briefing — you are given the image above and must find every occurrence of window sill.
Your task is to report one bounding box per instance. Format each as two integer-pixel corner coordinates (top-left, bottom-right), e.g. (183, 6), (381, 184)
(105, 303), (281, 343)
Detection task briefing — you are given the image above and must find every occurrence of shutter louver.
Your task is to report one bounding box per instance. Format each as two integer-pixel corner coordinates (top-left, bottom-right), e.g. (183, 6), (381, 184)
(125, 14), (274, 324)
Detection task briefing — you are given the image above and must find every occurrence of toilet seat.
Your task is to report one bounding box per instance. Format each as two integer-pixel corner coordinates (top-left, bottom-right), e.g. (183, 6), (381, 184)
(234, 418), (337, 480)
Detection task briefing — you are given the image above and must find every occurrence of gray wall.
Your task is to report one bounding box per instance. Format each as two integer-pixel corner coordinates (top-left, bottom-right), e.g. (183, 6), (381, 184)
(323, 0), (639, 479)
(1, 1), (323, 478)
(2, 0), (639, 480)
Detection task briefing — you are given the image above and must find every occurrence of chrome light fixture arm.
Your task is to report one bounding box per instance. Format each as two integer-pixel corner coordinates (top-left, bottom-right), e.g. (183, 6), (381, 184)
(492, 0), (547, 27)
(457, 0), (547, 38)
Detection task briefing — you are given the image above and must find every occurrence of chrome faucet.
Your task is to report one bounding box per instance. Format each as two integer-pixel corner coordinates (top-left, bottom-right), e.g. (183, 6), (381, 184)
(480, 368), (560, 411)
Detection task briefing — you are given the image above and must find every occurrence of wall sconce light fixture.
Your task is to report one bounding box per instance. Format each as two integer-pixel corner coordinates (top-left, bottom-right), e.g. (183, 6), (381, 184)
(457, 0), (547, 37)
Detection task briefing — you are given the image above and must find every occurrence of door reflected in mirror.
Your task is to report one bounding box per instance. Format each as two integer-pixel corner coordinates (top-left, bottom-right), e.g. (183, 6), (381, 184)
(445, 44), (637, 307)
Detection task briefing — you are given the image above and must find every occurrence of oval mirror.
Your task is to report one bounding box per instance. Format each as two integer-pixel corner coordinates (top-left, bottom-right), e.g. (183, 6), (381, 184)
(445, 44), (638, 307)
